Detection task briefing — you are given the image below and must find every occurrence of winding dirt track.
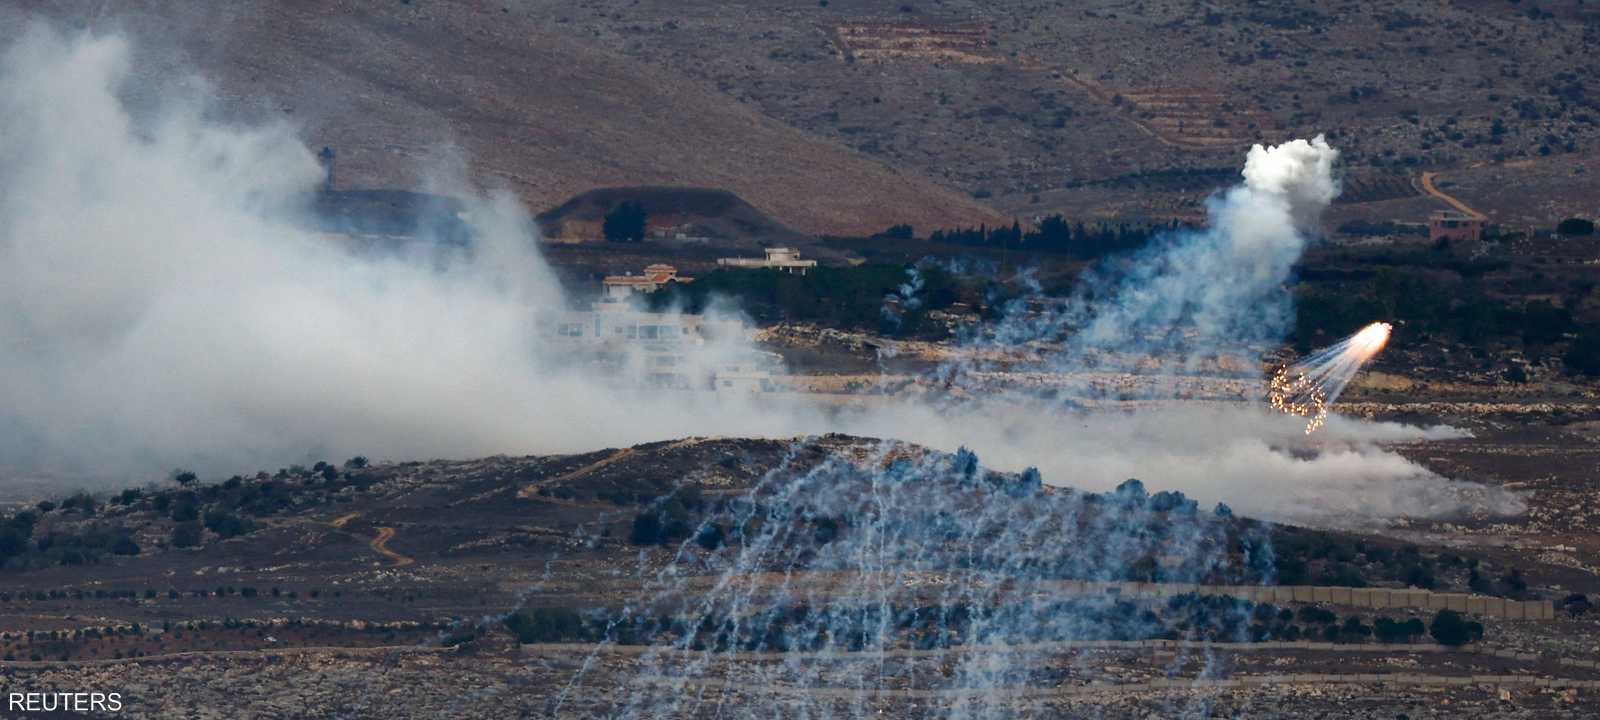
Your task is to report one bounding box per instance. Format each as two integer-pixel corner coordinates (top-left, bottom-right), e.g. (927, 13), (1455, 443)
(1418, 171), (1486, 220)
(327, 513), (413, 567)
(370, 526), (413, 567)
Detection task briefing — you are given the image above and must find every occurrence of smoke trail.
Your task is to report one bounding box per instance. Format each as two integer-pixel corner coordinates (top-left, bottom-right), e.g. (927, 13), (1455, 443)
(825, 136), (1523, 523)
(552, 440), (1270, 719)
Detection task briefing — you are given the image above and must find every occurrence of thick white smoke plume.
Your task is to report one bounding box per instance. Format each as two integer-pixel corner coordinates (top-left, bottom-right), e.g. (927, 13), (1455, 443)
(1073, 136), (1338, 358)
(839, 135), (1521, 523)
(0, 25), (1521, 525)
(0, 26), (804, 480)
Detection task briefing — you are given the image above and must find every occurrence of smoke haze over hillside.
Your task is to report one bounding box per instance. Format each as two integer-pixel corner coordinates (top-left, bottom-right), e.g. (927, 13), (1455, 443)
(0, 25), (1521, 524)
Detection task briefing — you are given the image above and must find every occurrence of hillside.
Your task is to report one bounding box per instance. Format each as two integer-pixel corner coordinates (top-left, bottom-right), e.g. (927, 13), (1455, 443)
(513, 0), (1600, 228)
(2, 0), (1004, 237)
(9, 1), (1595, 237)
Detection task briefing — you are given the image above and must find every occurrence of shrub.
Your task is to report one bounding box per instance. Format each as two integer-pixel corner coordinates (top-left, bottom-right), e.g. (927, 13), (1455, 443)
(62, 492), (97, 515)
(1557, 217), (1595, 236)
(695, 524), (725, 551)
(1374, 617), (1425, 643)
(1565, 327), (1600, 377)
(171, 523), (204, 549)
(1501, 568), (1528, 596)
(629, 513), (663, 546)
(111, 537), (141, 556)
(1404, 564), (1436, 589)
(1428, 609), (1482, 646)
(171, 502), (200, 523)
(503, 607), (587, 643)
(204, 510), (252, 539)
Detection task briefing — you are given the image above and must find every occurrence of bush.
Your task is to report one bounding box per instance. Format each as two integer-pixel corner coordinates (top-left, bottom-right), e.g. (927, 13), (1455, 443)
(1565, 327), (1600, 377)
(1501, 568), (1528, 596)
(1557, 217), (1595, 236)
(62, 492), (97, 516)
(695, 523), (725, 551)
(171, 523), (204, 549)
(1374, 617), (1425, 643)
(0, 528), (29, 563)
(629, 512), (663, 546)
(1404, 564), (1436, 589)
(170, 502), (200, 523)
(203, 510), (253, 539)
(111, 537), (141, 556)
(503, 607), (587, 643)
(1428, 609), (1482, 646)
(172, 469), (198, 487)
(1337, 616), (1372, 643)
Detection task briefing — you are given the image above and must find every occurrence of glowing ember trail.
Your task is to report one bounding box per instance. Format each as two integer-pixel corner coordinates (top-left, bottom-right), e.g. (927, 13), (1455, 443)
(1270, 322), (1392, 434)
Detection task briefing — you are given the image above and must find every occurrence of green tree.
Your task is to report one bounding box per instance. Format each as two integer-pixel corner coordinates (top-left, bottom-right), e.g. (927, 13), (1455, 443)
(602, 200), (648, 243)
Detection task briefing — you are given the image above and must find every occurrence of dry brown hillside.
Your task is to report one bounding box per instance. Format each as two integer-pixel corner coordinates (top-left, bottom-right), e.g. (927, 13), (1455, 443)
(1, 1), (1004, 236)
(515, 0), (1600, 228)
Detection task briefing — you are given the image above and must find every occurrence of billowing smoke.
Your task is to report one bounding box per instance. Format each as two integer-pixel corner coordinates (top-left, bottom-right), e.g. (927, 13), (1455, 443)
(1072, 135), (1338, 360)
(0, 26), (808, 481)
(0, 24), (1521, 526)
(831, 135), (1521, 524)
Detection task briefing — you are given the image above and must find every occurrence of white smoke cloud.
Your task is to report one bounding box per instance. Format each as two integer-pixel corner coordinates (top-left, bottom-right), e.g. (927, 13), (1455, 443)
(0, 25), (1522, 526)
(0, 26), (811, 480)
(1067, 136), (1338, 363)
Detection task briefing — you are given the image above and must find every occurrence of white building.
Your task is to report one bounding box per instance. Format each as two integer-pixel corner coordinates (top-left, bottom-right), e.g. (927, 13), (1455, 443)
(716, 247), (818, 275)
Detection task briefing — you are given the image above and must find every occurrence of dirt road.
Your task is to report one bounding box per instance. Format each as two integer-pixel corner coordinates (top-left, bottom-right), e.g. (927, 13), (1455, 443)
(328, 513), (413, 567)
(1419, 171), (1486, 220)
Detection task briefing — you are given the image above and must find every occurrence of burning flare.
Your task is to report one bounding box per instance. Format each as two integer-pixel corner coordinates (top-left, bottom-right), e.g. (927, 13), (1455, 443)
(1270, 322), (1391, 434)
